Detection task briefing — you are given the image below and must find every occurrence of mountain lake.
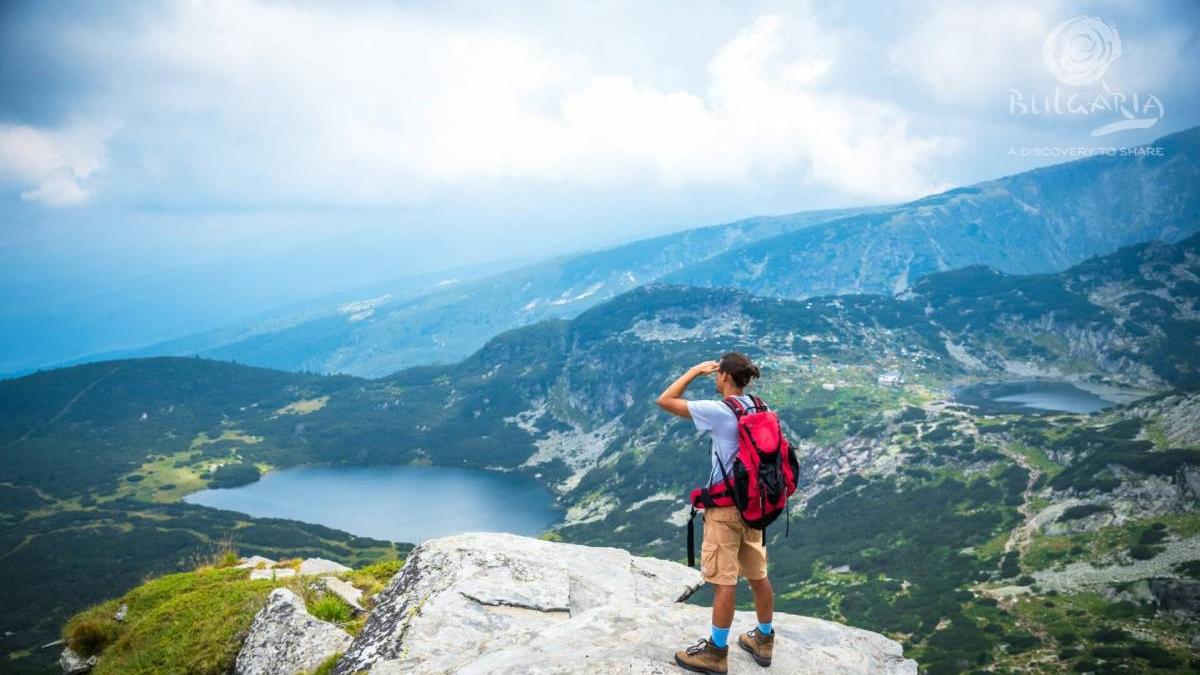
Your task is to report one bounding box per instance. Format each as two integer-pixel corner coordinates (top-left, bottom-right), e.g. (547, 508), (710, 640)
(952, 379), (1151, 414)
(184, 464), (562, 544)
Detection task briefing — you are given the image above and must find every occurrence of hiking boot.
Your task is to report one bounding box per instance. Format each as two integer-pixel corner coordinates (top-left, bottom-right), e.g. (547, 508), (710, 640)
(674, 637), (728, 673)
(738, 627), (774, 666)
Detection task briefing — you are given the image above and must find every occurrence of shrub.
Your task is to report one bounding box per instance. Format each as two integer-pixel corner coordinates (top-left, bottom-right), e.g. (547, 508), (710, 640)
(1128, 545), (1161, 560)
(1091, 627), (1128, 643)
(64, 614), (121, 657)
(1129, 642), (1179, 668)
(1054, 631), (1078, 646)
(924, 425), (954, 442)
(208, 463), (261, 489)
(309, 596), (353, 624)
(1173, 560), (1200, 579)
(1138, 528), (1167, 545)
(1004, 632), (1038, 653)
(1101, 601), (1137, 618)
(1058, 503), (1109, 522)
(999, 552), (1020, 579)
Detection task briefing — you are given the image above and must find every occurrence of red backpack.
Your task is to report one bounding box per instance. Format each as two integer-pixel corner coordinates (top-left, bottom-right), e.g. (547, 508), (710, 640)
(686, 395), (799, 567)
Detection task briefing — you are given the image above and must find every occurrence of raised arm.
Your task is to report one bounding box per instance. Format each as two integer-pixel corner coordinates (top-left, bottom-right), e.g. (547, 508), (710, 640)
(656, 360), (719, 418)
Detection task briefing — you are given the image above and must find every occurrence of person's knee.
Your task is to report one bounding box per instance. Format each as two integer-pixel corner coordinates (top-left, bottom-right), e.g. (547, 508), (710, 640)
(748, 575), (772, 591)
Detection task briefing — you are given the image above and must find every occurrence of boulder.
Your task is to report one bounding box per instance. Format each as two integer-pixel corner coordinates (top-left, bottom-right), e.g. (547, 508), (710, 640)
(1149, 578), (1200, 614)
(299, 558), (352, 576)
(333, 532), (915, 674)
(112, 603), (128, 623)
(59, 647), (97, 674)
(249, 567), (296, 581)
(236, 555), (277, 569)
(235, 588), (352, 675)
(321, 576), (366, 612)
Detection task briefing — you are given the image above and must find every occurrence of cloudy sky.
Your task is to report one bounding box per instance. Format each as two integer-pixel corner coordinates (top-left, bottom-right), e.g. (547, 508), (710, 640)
(2, 0), (1199, 370)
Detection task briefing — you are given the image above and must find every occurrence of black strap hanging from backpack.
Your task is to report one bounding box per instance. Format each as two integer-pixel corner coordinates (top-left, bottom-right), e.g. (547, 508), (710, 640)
(687, 507), (697, 567)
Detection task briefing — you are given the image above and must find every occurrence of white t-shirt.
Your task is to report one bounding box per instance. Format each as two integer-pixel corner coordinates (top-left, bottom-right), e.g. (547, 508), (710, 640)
(687, 395), (756, 487)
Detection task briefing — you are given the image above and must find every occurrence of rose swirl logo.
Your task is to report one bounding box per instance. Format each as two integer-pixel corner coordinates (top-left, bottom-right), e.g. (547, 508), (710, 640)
(1042, 15), (1122, 86)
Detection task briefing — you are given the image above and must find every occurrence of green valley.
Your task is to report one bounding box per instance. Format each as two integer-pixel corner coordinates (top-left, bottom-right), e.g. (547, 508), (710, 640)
(2, 234), (1198, 673)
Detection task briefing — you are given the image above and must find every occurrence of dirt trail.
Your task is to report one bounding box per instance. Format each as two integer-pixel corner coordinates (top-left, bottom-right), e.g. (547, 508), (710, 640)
(1001, 447), (1042, 557)
(18, 365), (123, 442)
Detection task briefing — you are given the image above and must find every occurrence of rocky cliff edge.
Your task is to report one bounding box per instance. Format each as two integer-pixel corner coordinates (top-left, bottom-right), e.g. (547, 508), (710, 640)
(325, 532), (917, 674)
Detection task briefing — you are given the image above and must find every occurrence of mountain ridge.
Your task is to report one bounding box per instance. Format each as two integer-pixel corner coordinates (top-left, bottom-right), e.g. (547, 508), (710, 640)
(36, 126), (1200, 382)
(664, 125), (1200, 299)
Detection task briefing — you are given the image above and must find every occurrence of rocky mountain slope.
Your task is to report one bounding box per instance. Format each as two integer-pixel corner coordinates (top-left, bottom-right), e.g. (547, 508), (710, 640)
(666, 126), (1200, 300)
(127, 207), (867, 378)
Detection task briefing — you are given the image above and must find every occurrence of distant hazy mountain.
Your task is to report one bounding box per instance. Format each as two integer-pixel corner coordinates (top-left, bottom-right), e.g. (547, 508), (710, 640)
(116, 128), (1200, 380)
(135, 208), (867, 377)
(665, 126), (1200, 298)
(0, 256), (524, 380)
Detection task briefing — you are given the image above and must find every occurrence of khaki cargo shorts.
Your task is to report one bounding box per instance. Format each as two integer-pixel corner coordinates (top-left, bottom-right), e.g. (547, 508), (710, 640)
(700, 506), (768, 586)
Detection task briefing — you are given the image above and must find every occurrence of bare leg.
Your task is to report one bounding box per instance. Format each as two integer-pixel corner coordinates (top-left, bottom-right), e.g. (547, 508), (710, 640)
(711, 583), (736, 629)
(747, 576), (774, 624)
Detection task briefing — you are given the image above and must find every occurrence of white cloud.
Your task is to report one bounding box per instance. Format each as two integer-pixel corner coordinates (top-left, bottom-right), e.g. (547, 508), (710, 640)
(887, 0), (1198, 109)
(0, 122), (112, 207)
(18, 1), (958, 208)
(888, 1), (1057, 105)
(19, 172), (92, 208)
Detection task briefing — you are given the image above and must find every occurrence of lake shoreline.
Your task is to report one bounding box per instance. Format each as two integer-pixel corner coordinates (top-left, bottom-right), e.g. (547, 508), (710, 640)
(183, 463), (565, 544)
(949, 378), (1156, 415)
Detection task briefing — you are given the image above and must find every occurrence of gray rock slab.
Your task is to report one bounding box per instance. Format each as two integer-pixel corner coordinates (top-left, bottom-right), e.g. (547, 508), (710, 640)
(235, 587), (352, 675)
(236, 555), (277, 569)
(321, 576), (366, 612)
(249, 567), (296, 581)
(332, 532), (913, 675)
(299, 558), (353, 576)
(59, 647), (97, 674)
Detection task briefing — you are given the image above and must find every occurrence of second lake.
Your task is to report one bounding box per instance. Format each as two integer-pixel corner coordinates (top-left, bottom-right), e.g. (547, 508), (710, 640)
(951, 379), (1148, 414)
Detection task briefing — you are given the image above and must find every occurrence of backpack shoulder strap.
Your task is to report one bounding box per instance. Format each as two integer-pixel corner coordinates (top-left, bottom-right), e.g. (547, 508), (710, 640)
(749, 394), (768, 412)
(723, 396), (748, 418)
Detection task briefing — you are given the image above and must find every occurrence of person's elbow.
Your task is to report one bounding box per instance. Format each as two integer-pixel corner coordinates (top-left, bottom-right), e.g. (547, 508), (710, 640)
(656, 395), (690, 418)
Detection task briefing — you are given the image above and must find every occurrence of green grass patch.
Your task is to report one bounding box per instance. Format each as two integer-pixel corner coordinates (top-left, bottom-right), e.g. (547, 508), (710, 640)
(60, 552), (404, 675)
(345, 559), (404, 603)
(309, 652), (342, 675)
(67, 567), (276, 675)
(309, 595), (353, 624)
(1009, 442), (1062, 477)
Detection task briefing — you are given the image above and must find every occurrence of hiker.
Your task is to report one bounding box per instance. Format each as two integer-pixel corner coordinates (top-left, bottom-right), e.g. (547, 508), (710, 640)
(656, 352), (786, 673)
